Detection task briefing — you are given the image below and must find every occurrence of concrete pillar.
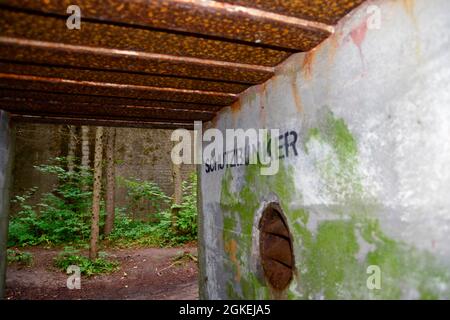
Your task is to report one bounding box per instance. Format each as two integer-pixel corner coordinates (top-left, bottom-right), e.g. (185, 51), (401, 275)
(0, 110), (14, 299)
(196, 163), (207, 299)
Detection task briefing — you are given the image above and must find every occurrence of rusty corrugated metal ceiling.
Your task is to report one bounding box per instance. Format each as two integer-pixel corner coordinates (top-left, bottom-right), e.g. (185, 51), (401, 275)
(0, 0), (366, 128)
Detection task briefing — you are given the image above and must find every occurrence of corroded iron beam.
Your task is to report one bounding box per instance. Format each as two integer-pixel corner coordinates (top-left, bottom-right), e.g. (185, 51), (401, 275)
(0, 89), (224, 111)
(217, 0), (366, 25)
(0, 37), (274, 84)
(0, 61), (249, 94)
(0, 87), (222, 112)
(10, 114), (195, 129)
(0, 98), (215, 122)
(0, 9), (291, 67)
(1, 0), (332, 50)
(0, 73), (238, 105)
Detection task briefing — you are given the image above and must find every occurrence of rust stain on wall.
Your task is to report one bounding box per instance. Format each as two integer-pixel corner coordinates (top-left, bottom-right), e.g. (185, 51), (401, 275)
(259, 83), (268, 126)
(230, 100), (242, 114)
(327, 31), (341, 66)
(402, 0), (417, 20)
(400, 0), (421, 61)
(224, 239), (241, 282)
(230, 100), (242, 125)
(291, 76), (303, 113)
(302, 50), (317, 80)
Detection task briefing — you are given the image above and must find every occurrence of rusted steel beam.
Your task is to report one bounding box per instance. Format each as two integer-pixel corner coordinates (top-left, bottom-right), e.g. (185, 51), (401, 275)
(0, 37), (274, 84)
(0, 61), (249, 94)
(0, 88), (224, 111)
(217, 0), (366, 25)
(10, 114), (195, 129)
(0, 98), (215, 121)
(2, 0), (332, 51)
(0, 73), (238, 105)
(9, 111), (199, 125)
(0, 9), (291, 67)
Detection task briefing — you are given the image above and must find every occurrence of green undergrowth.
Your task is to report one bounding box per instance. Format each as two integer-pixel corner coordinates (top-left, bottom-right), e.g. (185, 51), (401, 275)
(53, 247), (120, 277)
(8, 158), (198, 249)
(7, 248), (33, 267)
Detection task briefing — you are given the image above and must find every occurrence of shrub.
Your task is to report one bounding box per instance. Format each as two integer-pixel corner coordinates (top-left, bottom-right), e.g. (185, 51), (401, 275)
(8, 157), (95, 246)
(118, 177), (171, 217)
(54, 247), (119, 276)
(173, 172), (198, 239)
(107, 209), (161, 247)
(109, 173), (198, 247)
(8, 157), (198, 249)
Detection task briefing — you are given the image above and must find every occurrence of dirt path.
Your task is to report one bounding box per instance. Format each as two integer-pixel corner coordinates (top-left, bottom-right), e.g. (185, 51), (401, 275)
(6, 246), (198, 300)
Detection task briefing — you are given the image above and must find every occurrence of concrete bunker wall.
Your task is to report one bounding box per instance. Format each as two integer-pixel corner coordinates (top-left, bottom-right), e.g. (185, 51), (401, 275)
(0, 111), (14, 297)
(199, 0), (450, 299)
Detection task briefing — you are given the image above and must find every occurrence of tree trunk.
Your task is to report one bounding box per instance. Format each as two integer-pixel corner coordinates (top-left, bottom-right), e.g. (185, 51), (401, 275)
(81, 126), (90, 170)
(104, 127), (116, 236)
(171, 145), (182, 231)
(67, 125), (77, 173)
(89, 126), (104, 260)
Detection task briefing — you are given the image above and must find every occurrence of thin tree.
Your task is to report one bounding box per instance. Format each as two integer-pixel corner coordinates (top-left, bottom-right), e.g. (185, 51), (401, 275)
(104, 127), (116, 236)
(171, 140), (183, 232)
(67, 125), (77, 174)
(89, 126), (104, 260)
(81, 126), (90, 169)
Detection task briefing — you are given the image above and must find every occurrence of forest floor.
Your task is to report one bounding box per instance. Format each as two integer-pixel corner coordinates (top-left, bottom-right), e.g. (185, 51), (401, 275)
(5, 245), (198, 300)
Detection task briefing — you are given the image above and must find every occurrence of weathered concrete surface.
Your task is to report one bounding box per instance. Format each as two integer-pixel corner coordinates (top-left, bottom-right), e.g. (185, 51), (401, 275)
(0, 110), (14, 298)
(200, 0), (450, 299)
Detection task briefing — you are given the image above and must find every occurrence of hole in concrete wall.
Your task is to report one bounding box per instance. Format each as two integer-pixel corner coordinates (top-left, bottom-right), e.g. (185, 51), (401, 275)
(259, 203), (294, 291)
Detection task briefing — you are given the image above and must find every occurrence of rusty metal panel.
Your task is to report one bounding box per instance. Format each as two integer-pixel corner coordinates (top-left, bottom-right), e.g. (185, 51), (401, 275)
(0, 89), (224, 112)
(0, 62), (249, 94)
(0, 0), (369, 127)
(0, 73), (238, 105)
(0, 99), (215, 122)
(0, 38), (274, 84)
(0, 9), (291, 67)
(2, 0), (332, 51)
(218, 0), (366, 25)
(10, 114), (195, 129)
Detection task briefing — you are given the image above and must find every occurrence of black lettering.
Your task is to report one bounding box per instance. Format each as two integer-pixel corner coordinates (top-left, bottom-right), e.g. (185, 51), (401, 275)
(289, 131), (299, 156)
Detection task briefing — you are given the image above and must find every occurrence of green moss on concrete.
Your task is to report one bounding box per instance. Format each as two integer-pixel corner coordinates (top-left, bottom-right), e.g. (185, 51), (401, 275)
(219, 111), (450, 300)
(325, 111), (358, 162)
(305, 110), (363, 201)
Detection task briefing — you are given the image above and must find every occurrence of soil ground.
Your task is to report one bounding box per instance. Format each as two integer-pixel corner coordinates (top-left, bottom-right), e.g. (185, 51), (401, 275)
(5, 246), (198, 300)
